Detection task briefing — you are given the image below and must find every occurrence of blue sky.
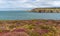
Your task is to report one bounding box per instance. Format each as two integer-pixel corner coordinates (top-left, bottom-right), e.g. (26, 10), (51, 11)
(0, 0), (60, 10)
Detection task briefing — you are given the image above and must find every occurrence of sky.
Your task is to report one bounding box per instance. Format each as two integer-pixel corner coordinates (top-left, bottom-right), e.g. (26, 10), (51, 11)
(0, 0), (60, 10)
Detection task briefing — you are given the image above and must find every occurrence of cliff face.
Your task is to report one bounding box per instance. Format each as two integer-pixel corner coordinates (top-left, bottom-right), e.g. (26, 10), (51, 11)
(31, 8), (60, 13)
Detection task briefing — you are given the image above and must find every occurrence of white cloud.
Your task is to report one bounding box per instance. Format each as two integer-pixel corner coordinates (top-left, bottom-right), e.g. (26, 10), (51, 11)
(47, 1), (60, 6)
(0, 0), (60, 10)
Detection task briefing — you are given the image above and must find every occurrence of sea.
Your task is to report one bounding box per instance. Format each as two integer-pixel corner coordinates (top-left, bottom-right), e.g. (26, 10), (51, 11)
(0, 11), (60, 20)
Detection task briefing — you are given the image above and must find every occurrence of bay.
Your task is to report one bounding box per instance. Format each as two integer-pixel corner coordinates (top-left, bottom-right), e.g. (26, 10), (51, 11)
(0, 11), (60, 20)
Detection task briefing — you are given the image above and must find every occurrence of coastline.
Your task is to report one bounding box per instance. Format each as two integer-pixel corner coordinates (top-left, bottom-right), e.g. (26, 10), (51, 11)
(30, 8), (60, 13)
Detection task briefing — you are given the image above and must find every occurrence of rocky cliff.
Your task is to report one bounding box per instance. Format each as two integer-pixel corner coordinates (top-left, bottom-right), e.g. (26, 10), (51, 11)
(31, 8), (60, 13)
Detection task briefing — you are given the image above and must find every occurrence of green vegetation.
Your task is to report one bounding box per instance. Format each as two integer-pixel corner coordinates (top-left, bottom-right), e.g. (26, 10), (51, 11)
(0, 20), (59, 36)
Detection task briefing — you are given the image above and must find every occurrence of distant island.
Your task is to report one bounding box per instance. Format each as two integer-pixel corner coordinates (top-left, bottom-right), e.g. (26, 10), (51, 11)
(30, 7), (60, 13)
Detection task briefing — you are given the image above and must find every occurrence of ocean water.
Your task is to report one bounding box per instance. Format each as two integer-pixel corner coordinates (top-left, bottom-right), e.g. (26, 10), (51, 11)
(0, 11), (60, 20)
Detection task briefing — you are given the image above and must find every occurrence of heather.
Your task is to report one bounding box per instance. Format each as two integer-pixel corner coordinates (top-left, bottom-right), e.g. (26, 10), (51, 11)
(0, 20), (60, 36)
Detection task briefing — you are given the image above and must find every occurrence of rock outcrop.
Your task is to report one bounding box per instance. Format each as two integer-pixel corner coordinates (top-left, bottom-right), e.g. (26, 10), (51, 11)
(31, 8), (60, 13)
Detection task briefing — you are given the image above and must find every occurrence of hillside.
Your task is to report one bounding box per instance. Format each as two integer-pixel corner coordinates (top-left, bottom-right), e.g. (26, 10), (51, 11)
(0, 20), (60, 36)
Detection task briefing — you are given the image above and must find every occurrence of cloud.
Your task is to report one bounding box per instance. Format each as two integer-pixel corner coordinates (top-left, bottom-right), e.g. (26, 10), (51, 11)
(0, 0), (60, 10)
(46, 1), (60, 6)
